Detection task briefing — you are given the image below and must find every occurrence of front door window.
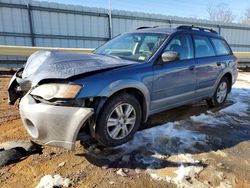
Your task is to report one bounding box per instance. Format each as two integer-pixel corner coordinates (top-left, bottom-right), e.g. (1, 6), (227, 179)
(164, 34), (194, 60)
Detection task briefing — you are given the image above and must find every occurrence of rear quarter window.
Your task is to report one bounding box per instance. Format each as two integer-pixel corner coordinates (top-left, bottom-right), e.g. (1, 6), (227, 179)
(211, 38), (231, 55)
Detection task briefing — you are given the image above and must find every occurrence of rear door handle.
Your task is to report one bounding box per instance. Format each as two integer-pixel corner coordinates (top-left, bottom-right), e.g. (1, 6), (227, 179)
(217, 62), (222, 66)
(189, 65), (195, 70)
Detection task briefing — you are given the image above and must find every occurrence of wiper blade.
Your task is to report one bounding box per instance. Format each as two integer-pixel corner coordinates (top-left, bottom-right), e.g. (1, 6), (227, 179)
(105, 54), (121, 59)
(98, 53), (121, 59)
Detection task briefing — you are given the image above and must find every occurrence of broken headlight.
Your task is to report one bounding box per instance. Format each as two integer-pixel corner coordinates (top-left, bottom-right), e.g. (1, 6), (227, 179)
(30, 83), (82, 100)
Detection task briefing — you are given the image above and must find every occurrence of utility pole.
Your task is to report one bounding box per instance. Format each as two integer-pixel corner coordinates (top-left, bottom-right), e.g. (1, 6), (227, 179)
(108, 0), (112, 39)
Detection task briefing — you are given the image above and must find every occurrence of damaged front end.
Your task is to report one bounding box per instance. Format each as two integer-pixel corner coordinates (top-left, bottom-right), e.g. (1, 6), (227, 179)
(8, 50), (136, 105)
(19, 94), (94, 150)
(7, 50), (137, 150)
(8, 68), (31, 105)
(18, 81), (95, 150)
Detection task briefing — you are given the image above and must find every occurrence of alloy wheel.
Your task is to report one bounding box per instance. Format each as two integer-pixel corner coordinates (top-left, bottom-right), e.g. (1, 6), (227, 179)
(106, 103), (136, 140)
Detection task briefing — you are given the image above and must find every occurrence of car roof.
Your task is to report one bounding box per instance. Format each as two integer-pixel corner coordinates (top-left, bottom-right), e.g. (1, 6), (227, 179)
(132, 25), (221, 38)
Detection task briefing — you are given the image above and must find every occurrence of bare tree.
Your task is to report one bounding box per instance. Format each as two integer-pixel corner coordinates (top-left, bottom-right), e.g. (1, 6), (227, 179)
(242, 8), (250, 24)
(207, 2), (235, 23)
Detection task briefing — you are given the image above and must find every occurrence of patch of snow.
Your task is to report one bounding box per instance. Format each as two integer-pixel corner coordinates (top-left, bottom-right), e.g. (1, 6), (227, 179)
(234, 74), (250, 89)
(149, 154), (204, 188)
(151, 151), (168, 159)
(36, 174), (71, 188)
(221, 75), (250, 117)
(150, 167), (205, 187)
(230, 88), (250, 100)
(190, 113), (226, 126)
(150, 173), (164, 181)
(175, 165), (203, 182)
(116, 169), (127, 177)
(233, 82), (250, 89)
(220, 102), (249, 116)
(120, 122), (206, 153)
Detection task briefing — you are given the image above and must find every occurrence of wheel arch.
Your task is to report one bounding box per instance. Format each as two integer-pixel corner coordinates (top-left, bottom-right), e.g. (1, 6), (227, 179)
(98, 80), (150, 123)
(107, 87), (148, 123)
(206, 72), (232, 108)
(213, 71), (233, 95)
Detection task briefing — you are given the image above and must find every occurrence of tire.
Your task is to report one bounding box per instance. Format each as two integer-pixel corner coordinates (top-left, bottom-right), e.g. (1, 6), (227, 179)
(95, 93), (142, 147)
(206, 77), (230, 108)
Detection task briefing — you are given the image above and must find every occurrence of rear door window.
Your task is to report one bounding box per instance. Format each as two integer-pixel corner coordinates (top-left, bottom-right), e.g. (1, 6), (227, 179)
(194, 35), (215, 58)
(211, 38), (231, 55)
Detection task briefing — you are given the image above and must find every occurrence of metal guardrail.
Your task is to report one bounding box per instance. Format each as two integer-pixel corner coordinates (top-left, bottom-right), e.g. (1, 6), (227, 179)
(0, 45), (249, 67)
(0, 45), (94, 57)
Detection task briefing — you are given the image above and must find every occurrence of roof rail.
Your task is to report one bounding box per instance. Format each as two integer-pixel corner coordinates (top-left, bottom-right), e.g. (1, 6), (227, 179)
(177, 25), (218, 34)
(136, 26), (152, 30)
(136, 26), (160, 30)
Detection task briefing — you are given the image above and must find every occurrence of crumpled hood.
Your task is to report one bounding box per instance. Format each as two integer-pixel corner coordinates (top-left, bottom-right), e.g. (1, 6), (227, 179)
(22, 51), (138, 86)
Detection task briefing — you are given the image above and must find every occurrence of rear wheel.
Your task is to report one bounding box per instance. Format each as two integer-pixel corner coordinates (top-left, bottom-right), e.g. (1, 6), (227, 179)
(95, 93), (141, 147)
(206, 77), (230, 108)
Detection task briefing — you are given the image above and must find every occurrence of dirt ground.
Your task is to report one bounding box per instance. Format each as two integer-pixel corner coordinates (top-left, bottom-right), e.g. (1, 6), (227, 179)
(0, 72), (250, 188)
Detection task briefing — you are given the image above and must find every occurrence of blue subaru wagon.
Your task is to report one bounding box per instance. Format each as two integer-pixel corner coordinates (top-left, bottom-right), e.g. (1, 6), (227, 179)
(8, 25), (238, 149)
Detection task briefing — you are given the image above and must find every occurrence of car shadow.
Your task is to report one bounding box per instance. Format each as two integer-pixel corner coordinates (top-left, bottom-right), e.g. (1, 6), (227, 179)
(77, 87), (250, 171)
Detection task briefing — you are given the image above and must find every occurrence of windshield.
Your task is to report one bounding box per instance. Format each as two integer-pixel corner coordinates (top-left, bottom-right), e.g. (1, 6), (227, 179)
(95, 33), (167, 62)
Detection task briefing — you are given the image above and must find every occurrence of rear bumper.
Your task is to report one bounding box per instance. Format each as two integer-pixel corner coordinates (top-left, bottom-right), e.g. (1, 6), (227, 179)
(19, 94), (94, 150)
(232, 69), (238, 85)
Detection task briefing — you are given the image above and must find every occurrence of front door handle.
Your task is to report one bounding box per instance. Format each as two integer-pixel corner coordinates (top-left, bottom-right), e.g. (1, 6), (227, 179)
(189, 65), (195, 70)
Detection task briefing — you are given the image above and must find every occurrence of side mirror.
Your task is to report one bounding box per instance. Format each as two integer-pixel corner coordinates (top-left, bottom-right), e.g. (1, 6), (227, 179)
(161, 51), (180, 62)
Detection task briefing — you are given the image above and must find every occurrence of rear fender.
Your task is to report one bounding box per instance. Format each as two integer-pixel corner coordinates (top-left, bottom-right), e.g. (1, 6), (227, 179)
(211, 68), (233, 96)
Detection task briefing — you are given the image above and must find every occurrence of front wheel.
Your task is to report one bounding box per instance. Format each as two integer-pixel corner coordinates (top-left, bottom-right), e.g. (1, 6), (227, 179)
(206, 77), (230, 108)
(95, 93), (142, 147)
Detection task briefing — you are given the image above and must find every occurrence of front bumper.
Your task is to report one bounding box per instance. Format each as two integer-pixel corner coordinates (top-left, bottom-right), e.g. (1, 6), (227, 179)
(19, 94), (94, 150)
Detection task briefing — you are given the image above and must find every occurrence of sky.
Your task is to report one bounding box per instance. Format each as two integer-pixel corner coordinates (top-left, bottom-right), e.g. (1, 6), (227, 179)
(41, 0), (249, 22)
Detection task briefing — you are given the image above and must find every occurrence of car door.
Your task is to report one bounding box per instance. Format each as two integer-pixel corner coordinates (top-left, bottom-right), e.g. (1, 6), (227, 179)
(193, 35), (224, 98)
(151, 34), (197, 113)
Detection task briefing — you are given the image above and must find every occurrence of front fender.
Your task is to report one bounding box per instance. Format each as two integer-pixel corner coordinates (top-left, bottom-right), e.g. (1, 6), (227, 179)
(99, 79), (151, 121)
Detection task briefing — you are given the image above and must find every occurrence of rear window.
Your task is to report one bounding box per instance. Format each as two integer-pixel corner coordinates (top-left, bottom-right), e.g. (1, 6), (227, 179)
(194, 35), (215, 58)
(211, 38), (231, 55)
